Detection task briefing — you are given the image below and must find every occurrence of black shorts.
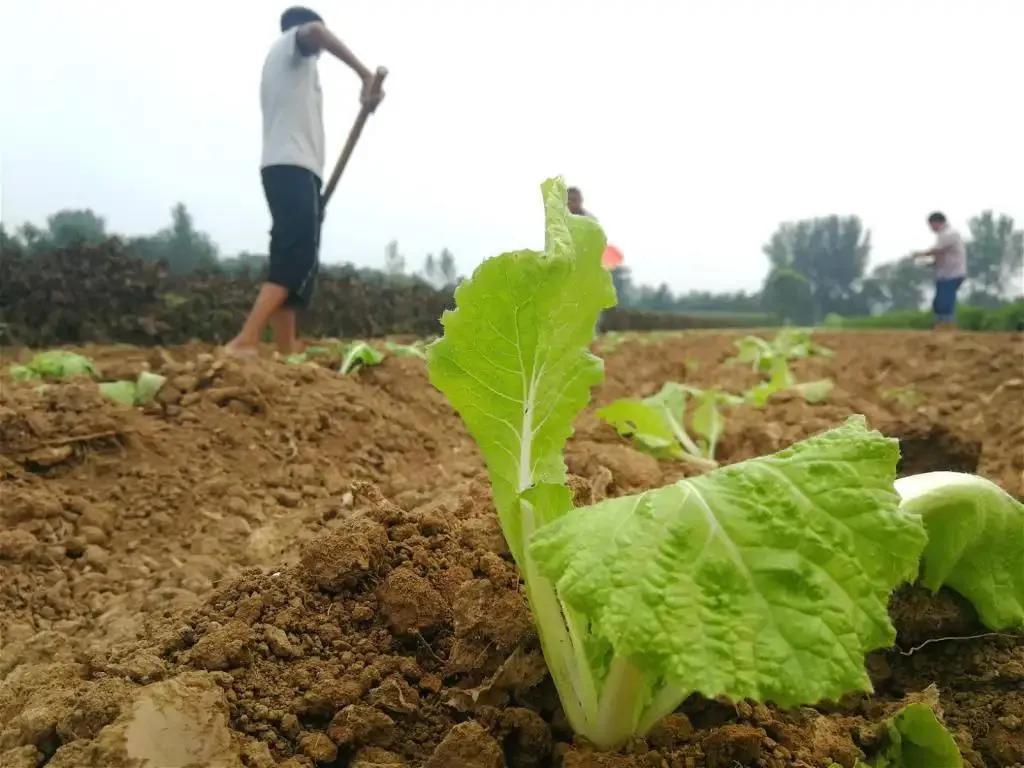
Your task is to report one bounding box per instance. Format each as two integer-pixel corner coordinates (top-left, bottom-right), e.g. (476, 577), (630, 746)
(262, 165), (322, 309)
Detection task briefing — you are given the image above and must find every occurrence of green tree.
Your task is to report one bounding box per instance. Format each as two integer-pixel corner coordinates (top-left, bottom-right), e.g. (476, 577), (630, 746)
(46, 208), (107, 248)
(384, 240), (405, 275)
(764, 216), (871, 320)
(16, 223), (50, 254)
(422, 252), (438, 285)
(861, 255), (931, 313)
(220, 251), (267, 275)
(762, 267), (814, 324)
(164, 203), (217, 274)
(438, 248), (457, 285)
(964, 211), (1023, 306)
(132, 203), (218, 275)
(652, 282), (674, 311)
(0, 223), (21, 253)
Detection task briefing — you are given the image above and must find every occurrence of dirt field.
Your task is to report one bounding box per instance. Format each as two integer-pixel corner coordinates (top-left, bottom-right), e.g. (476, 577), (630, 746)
(1, 330), (1022, 768)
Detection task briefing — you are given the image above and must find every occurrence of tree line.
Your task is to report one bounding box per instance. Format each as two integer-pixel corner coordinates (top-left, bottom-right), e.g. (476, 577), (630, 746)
(2, 204), (1020, 322)
(1, 205), (219, 276)
(0, 204), (462, 290)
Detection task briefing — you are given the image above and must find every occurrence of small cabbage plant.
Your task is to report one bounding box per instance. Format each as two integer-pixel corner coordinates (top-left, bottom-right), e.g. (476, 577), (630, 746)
(99, 371), (167, 406)
(283, 345), (332, 366)
(339, 342), (385, 375)
(427, 179), (1022, 750)
(9, 350), (98, 381)
(733, 330), (834, 406)
(833, 690), (963, 768)
(385, 340), (428, 359)
(597, 383), (740, 467)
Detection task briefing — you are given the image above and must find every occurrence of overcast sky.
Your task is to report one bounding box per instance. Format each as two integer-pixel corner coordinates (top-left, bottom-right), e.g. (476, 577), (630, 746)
(1, 0), (1021, 293)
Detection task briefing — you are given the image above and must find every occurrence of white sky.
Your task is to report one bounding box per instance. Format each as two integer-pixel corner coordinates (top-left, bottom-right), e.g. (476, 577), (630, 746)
(1, 0), (1021, 293)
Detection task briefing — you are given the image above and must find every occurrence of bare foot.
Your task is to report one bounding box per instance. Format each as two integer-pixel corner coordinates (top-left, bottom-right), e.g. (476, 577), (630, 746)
(223, 339), (260, 359)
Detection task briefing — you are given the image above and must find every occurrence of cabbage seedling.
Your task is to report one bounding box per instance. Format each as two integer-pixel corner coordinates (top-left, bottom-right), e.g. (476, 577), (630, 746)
(99, 371), (167, 406)
(9, 350), (99, 381)
(384, 340), (427, 359)
(339, 341), (384, 374)
(731, 329), (833, 405)
(427, 179), (953, 749)
(598, 383), (740, 466)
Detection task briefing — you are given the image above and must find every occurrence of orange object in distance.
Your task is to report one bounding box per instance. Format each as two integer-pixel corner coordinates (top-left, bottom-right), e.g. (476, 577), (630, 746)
(602, 244), (624, 270)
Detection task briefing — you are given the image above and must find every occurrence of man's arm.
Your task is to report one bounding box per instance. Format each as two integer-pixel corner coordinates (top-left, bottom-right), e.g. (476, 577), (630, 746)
(296, 22), (382, 104)
(913, 231), (951, 261)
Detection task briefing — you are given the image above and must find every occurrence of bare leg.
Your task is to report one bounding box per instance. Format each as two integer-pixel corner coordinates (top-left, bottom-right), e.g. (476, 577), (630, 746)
(226, 282), (289, 355)
(270, 306), (298, 355)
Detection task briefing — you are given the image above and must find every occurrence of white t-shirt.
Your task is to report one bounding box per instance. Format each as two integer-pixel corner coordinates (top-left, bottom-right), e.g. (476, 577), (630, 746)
(260, 28), (325, 179)
(932, 225), (967, 280)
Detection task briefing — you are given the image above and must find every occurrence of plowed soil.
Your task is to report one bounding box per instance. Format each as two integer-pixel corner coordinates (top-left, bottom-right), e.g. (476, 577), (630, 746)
(1, 331), (1022, 768)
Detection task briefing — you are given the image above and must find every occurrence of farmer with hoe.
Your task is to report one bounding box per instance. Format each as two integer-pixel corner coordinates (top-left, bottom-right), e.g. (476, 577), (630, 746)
(227, 6), (384, 357)
(913, 211), (967, 331)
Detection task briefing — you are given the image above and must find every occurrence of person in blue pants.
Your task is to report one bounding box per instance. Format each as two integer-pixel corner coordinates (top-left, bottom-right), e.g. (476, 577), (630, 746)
(914, 211), (967, 331)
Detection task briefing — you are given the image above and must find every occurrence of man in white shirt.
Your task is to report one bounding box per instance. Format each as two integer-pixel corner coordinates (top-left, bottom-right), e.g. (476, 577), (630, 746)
(914, 211), (968, 331)
(227, 6), (383, 356)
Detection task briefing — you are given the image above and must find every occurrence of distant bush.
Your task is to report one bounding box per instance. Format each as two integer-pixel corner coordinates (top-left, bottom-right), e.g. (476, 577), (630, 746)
(824, 300), (1024, 331)
(957, 300), (1024, 331)
(0, 239), (453, 346)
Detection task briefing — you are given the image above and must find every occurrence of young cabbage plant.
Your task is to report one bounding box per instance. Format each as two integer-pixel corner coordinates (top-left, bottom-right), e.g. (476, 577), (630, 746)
(744, 355), (795, 406)
(733, 328), (832, 373)
(99, 371), (167, 406)
(595, 331), (626, 354)
(731, 334), (774, 373)
(868, 701), (962, 768)
(339, 341), (385, 375)
(598, 383), (714, 469)
(883, 385), (924, 410)
(384, 340), (428, 359)
(743, 348), (834, 407)
(834, 691), (962, 768)
(284, 345), (333, 366)
(9, 350), (99, 381)
(427, 179), (932, 750)
(598, 384), (740, 467)
(683, 385), (743, 460)
(895, 472), (1023, 630)
(793, 378), (835, 404)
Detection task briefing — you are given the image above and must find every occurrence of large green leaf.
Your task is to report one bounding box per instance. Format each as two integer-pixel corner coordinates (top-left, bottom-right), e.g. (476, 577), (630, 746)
(531, 417), (927, 707)
(427, 177), (614, 561)
(895, 472), (1024, 630)
(872, 702), (962, 768)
